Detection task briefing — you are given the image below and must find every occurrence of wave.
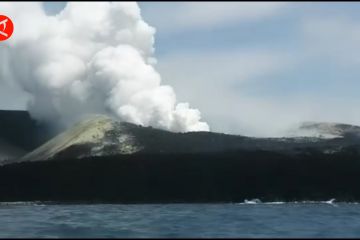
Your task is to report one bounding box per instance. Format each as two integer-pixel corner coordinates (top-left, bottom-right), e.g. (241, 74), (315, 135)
(238, 198), (342, 205)
(0, 201), (48, 206)
(0, 199), (359, 206)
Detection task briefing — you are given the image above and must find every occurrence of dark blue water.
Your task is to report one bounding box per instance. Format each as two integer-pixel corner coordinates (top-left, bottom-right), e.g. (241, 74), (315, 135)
(0, 202), (360, 238)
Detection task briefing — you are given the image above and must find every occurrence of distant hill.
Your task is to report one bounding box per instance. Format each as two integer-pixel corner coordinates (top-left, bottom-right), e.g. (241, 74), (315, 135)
(3, 110), (360, 164)
(0, 110), (56, 161)
(298, 121), (360, 138)
(0, 138), (26, 160)
(0, 110), (53, 151)
(13, 114), (360, 164)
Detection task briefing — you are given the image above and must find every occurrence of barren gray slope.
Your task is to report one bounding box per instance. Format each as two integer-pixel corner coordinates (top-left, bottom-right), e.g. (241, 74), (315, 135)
(20, 115), (143, 162)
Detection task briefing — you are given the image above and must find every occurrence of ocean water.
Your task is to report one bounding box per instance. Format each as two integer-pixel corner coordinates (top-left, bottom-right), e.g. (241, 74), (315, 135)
(0, 202), (360, 238)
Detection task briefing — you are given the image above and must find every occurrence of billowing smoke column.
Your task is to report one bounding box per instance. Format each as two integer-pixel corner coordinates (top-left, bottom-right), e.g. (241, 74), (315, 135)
(0, 2), (209, 132)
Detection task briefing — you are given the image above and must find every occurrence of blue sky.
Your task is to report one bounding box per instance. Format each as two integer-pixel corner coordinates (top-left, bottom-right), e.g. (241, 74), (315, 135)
(9, 2), (360, 136)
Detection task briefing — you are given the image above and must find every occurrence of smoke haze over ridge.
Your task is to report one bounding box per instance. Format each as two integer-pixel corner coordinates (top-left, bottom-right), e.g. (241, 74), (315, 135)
(3, 2), (360, 138)
(0, 2), (209, 132)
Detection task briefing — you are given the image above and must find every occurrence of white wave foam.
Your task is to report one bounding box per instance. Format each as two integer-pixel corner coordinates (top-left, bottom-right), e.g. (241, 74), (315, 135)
(0, 201), (47, 206)
(244, 199), (262, 204)
(238, 198), (340, 205)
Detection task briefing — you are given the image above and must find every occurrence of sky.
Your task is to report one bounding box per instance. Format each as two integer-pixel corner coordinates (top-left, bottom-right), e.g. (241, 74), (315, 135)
(2, 2), (360, 137)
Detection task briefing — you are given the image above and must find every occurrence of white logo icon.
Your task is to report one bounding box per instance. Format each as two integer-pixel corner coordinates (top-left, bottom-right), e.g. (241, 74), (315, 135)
(0, 18), (8, 37)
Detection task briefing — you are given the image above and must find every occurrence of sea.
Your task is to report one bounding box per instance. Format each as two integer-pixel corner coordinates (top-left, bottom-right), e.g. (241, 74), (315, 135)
(0, 201), (360, 238)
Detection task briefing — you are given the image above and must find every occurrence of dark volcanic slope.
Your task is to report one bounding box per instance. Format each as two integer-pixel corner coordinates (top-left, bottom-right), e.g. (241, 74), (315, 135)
(2, 111), (360, 203)
(1, 149), (360, 203)
(19, 115), (360, 162)
(3, 111), (360, 160)
(0, 110), (53, 151)
(0, 138), (26, 160)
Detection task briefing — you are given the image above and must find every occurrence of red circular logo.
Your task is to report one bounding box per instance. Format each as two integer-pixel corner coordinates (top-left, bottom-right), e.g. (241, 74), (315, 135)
(0, 15), (14, 41)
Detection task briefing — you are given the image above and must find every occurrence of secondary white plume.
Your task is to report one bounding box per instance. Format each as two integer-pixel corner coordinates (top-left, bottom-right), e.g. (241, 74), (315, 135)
(0, 2), (209, 132)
